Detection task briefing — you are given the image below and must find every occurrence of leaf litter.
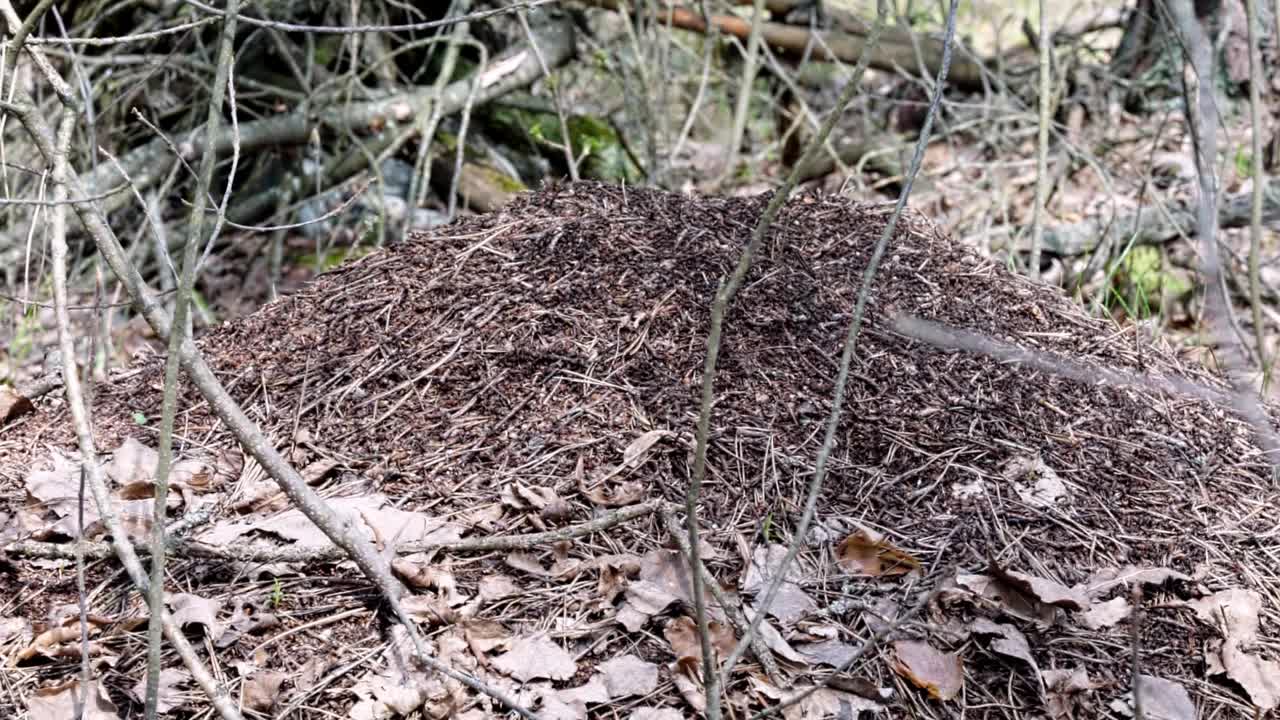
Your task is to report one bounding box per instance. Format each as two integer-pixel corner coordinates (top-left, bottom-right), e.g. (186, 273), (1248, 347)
(2, 180), (1279, 717)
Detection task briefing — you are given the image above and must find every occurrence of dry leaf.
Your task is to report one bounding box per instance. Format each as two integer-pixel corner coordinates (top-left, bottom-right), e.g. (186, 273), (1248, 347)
(795, 638), (859, 669)
(506, 551), (555, 578)
(27, 679), (120, 720)
(0, 616), (31, 646)
(201, 495), (462, 550)
(463, 619), (511, 661)
(1189, 588), (1262, 644)
(300, 457), (340, 484)
(1108, 675), (1194, 720)
(170, 593), (222, 638)
(623, 429), (673, 466)
(576, 455), (646, 507)
(890, 640), (963, 701)
(1079, 596), (1130, 630)
(595, 556), (639, 606)
(128, 668), (190, 715)
(558, 675), (611, 706)
(954, 573), (1057, 626)
(991, 565), (1087, 611)
(216, 600), (281, 649)
(402, 594), (459, 627)
(494, 635), (576, 682)
(664, 615), (735, 666)
(106, 437), (158, 486)
(670, 657), (706, 712)
(746, 608), (806, 663)
(1042, 668), (1096, 720)
(1005, 454), (1068, 507)
(1212, 641), (1280, 710)
(24, 452), (79, 510)
(392, 560), (466, 605)
(0, 385), (34, 424)
(599, 654), (659, 698)
(535, 686), (587, 720)
(750, 677), (887, 719)
(0, 384), (34, 422)
(1079, 566), (1191, 599)
(836, 527), (920, 577)
(1190, 589), (1280, 709)
(241, 670), (288, 712)
(742, 544), (816, 624)
(618, 549), (704, 628)
(350, 669), (439, 719)
(970, 618), (1039, 675)
(478, 574), (520, 601)
(782, 687), (885, 719)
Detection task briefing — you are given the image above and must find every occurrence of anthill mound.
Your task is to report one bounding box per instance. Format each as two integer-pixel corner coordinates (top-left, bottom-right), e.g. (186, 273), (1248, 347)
(3, 180), (1278, 717)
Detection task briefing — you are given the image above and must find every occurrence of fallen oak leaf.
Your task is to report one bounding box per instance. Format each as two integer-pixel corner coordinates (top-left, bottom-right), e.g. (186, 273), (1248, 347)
(1108, 675), (1194, 720)
(664, 615), (735, 666)
(836, 526), (920, 578)
(27, 679), (120, 720)
(494, 635), (576, 682)
(1042, 668), (1097, 720)
(1078, 596), (1130, 630)
(890, 640), (963, 701)
(127, 668), (190, 715)
(970, 618), (1040, 677)
(598, 654), (659, 698)
(990, 563), (1088, 612)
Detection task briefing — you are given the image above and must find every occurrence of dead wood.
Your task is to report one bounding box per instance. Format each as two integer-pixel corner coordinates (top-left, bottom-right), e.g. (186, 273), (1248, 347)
(1020, 177), (1280, 256)
(74, 16), (575, 219)
(577, 0), (988, 89)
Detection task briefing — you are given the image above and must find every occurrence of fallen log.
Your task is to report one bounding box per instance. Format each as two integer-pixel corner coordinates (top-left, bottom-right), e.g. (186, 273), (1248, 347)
(1017, 178), (1280, 256)
(576, 0), (988, 89)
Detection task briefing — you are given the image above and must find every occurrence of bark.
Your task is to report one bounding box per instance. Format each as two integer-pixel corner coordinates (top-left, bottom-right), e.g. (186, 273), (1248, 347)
(1021, 177), (1280, 256)
(578, 0), (987, 90)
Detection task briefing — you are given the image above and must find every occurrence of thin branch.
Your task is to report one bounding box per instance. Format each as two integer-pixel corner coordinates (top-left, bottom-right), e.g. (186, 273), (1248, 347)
(178, 0), (557, 35)
(5, 500), (664, 563)
(146, 0), (240, 715)
(717, 0), (766, 185)
(657, 506), (783, 685)
(1166, 0), (1280, 473)
(718, 0), (961, 682)
(38, 51), (245, 720)
(1029, 0), (1051, 279)
(1245, 0), (1270, 384)
(517, 8), (578, 181)
(683, 3), (891, 714)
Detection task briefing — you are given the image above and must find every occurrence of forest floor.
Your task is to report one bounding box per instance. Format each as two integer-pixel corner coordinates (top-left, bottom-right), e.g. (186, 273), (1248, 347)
(3, 181), (1277, 719)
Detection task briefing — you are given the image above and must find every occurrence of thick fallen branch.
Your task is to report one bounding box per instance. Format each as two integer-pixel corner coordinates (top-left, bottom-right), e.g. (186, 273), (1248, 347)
(76, 18), (574, 217)
(577, 0), (987, 89)
(6, 500), (662, 564)
(1021, 177), (1280, 256)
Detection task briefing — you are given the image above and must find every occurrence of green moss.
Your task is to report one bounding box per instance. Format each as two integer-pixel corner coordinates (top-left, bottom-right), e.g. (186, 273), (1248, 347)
(487, 106), (641, 183)
(297, 246), (374, 273)
(1107, 245), (1192, 319)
